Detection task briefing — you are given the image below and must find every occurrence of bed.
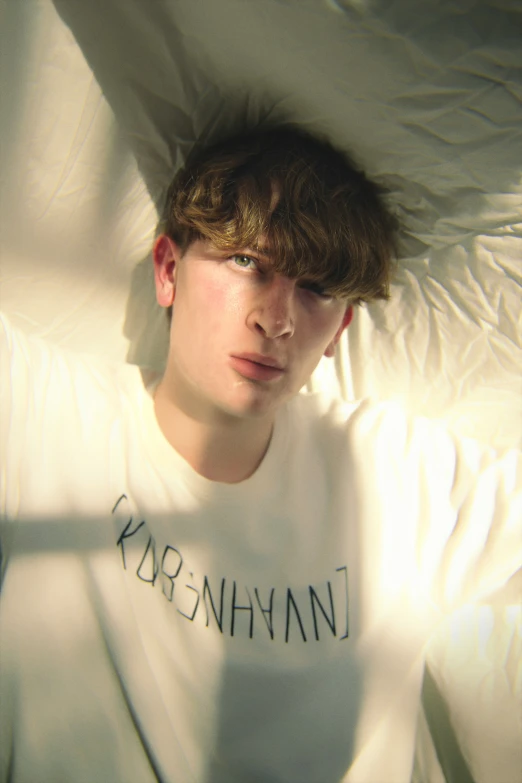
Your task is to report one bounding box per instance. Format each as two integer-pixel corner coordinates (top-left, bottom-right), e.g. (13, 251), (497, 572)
(1, 1), (520, 780)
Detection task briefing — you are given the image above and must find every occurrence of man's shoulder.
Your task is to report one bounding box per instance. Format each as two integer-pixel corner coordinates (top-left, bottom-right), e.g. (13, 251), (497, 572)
(290, 391), (405, 431)
(286, 392), (448, 471)
(0, 311), (148, 415)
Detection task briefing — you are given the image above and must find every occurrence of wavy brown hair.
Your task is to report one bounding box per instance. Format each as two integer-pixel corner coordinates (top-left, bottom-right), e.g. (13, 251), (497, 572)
(161, 125), (397, 303)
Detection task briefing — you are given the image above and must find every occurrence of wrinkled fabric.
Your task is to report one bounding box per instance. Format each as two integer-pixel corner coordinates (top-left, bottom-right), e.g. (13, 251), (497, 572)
(0, 1), (521, 780)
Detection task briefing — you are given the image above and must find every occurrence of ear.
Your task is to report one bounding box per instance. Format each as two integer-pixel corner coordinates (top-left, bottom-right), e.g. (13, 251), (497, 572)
(153, 234), (181, 307)
(323, 305), (353, 358)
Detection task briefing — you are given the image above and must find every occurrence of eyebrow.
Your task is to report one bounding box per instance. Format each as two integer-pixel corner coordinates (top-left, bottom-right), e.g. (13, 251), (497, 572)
(248, 245), (271, 260)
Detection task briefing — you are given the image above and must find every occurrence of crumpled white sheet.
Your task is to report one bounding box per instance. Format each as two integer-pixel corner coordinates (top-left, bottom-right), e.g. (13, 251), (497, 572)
(1, 1), (520, 780)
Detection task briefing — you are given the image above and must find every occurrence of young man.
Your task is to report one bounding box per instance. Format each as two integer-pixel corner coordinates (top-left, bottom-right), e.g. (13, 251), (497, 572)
(151, 126), (395, 484)
(0, 126), (519, 783)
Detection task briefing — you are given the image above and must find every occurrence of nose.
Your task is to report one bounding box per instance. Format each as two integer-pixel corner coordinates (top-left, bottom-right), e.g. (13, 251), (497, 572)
(248, 275), (296, 340)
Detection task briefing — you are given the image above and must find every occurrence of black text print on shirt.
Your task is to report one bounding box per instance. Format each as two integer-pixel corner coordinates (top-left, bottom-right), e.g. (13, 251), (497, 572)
(112, 494), (350, 644)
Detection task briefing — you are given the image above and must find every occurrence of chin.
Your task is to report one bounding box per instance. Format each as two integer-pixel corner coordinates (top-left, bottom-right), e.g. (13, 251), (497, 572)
(221, 386), (284, 420)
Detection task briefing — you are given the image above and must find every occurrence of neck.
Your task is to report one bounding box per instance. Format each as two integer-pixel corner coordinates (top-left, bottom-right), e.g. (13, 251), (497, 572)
(153, 378), (275, 484)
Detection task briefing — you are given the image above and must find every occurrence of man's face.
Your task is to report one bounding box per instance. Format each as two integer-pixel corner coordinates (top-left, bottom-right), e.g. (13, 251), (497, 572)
(154, 236), (352, 422)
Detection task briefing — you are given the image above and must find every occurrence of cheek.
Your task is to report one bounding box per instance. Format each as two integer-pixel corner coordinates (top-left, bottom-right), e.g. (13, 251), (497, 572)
(200, 273), (252, 327)
(302, 308), (345, 349)
(176, 271), (243, 348)
(182, 273), (228, 320)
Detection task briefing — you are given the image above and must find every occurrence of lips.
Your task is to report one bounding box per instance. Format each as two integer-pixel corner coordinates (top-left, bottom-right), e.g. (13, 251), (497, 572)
(232, 353), (285, 370)
(229, 354), (286, 381)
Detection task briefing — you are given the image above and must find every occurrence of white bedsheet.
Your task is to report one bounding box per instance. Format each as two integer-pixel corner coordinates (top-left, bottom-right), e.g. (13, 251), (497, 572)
(1, 1), (520, 780)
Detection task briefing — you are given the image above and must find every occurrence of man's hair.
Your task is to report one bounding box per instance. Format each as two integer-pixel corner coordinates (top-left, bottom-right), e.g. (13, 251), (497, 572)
(161, 125), (397, 303)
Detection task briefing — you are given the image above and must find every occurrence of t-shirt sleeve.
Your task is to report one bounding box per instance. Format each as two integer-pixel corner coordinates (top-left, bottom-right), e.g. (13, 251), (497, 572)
(0, 315), (34, 516)
(348, 399), (521, 614)
(0, 314), (34, 578)
(413, 415), (521, 612)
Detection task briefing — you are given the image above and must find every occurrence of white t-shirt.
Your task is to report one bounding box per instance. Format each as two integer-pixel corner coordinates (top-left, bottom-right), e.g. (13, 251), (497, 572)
(0, 315), (519, 783)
